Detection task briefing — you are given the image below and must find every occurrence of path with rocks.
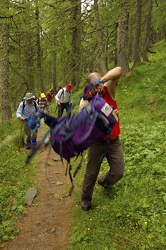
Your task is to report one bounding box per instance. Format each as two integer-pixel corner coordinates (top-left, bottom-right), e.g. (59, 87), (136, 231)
(4, 124), (74, 250)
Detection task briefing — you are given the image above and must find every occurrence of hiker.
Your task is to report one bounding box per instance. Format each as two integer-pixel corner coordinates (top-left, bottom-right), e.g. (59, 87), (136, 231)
(55, 83), (72, 117)
(79, 67), (125, 211)
(46, 88), (54, 103)
(16, 92), (40, 149)
(37, 93), (49, 113)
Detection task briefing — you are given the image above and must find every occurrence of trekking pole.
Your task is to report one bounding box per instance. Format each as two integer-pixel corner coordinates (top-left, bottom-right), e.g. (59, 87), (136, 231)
(18, 121), (23, 151)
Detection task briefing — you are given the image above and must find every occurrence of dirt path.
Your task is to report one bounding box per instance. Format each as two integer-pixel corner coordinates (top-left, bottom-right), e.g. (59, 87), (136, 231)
(4, 125), (74, 250)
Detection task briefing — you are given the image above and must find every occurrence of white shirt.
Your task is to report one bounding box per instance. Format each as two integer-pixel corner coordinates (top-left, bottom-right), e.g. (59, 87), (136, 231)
(55, 87), (72, 104)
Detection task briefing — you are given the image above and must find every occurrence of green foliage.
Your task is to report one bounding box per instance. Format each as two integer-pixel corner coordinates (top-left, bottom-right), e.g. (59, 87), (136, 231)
(0, 41), (166, 249)
(0, 120), (36, 248)
(67, 41), (166, 250)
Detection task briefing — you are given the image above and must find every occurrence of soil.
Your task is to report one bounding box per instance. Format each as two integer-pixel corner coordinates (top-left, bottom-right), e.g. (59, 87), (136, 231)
(3, 124), (74, 250)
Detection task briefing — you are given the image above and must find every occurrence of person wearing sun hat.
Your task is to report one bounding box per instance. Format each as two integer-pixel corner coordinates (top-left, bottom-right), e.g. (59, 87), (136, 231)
(55, 83), (72, 117)
(16, 92), (40, 149)
(37, 92), (49, 113)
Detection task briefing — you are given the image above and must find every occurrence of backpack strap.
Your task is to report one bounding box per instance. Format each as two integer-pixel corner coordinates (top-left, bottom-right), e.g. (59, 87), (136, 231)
(83, 79), (103, 98)
(22, 100), (37, 114)
(22, 100), (25, 115)
(60, 89), (64, 101)
(33, 100), (38, 112)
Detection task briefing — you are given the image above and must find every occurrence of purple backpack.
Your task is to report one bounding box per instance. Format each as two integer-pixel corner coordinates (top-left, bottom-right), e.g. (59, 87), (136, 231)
(26, 92), (118, 195)
(42, 93), (117, 161)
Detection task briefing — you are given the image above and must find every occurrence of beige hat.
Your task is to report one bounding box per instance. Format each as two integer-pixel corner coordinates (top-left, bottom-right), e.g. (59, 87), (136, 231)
(25, 92), (34, 101)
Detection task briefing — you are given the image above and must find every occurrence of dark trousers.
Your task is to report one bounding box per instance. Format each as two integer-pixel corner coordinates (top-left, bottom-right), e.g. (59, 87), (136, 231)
(58, 102), (71, 117)
(81, 136), (125, 201)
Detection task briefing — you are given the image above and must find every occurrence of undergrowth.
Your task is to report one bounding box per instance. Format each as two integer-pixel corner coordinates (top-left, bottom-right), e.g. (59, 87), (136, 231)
(0, 119), (37, 248)
(0, 41), (166, 249)
(67, 41), (166, 250)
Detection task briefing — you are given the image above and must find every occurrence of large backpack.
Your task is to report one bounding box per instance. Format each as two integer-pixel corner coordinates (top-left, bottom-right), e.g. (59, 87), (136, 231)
(26, 82), (118, 195)
(44, 93), (118, 161)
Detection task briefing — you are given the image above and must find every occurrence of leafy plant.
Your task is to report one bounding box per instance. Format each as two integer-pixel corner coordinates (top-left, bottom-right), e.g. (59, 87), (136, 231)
(67, 41), (166, 250)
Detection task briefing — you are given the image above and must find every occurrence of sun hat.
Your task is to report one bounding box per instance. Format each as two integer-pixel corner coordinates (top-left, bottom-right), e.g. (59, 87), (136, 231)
(40, 93), (46, 98)
(66, 84), (72, 92)
(25, 92), (34, 101)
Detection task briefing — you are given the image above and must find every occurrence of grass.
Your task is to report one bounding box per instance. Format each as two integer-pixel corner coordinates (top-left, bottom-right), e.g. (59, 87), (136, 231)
(0, 40), (166, 249)
(67, 41), (166, 250)
(0, 119), (37, 247)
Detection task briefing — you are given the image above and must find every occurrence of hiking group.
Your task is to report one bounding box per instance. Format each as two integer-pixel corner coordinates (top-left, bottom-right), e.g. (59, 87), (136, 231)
(17, 66), (124, 211)
(16, 90), (53, 149)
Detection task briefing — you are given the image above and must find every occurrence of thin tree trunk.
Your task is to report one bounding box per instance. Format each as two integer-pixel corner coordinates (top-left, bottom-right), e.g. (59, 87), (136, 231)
(0, 0), (12, 124)
(71, 0), (82, 86)
(133, 0), (142, 65)
(117, 0), (130, 78)
(141, 0), (153, 61)
(52, 30), (57, 92)
(94, 0), (107, 74)
(35, 6), (44, 92)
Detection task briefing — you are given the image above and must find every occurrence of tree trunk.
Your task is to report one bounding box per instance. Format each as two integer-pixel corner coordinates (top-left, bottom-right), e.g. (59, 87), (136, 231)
(133, 0), (142, 65)
(117, 0), (130, 78)
(0, 0), (12, 124)
(94, 0), (107, 74)
(35, 6), (44, 92)
(141, 0), (153, 61)
(71, 0), (82, 86)
(52, 30), (57, 92)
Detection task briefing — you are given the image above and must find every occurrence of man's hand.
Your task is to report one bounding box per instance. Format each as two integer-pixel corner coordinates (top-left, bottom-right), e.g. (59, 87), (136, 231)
(20, 116), (25, 121)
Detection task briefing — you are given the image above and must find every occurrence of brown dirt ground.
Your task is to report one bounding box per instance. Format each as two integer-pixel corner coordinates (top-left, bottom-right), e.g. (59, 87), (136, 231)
(3, 124), (74, 250)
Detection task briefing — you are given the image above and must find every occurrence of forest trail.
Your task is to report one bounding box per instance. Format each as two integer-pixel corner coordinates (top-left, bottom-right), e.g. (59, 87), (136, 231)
(3, 124), (74, 250)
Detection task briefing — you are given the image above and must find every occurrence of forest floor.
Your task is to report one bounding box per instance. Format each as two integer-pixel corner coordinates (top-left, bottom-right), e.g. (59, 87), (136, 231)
(3, 123), (74, 250)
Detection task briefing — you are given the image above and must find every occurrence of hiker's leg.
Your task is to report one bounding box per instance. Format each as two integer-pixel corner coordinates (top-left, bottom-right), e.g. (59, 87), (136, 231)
(24, 121), (31, 147)
(99, 137), (124, 185)
(65, 102), (71, 116)
(31, 130), (37, 147)
(57, 105), (62, 117)
(81, 141), (104, 201)
(60, 103), (65, 117)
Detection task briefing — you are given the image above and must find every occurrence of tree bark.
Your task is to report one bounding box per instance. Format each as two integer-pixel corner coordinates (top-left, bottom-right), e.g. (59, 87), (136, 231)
(0, 0), (12, 124)
(52, 30), (57, 92)
(133, 0), (142, 65)
(35, 6), (44, 92)
(117, 0), (130, 78)
(141, 0), (153, 61)
(94, 0), (107, 74)
(71, 0), (82, 86)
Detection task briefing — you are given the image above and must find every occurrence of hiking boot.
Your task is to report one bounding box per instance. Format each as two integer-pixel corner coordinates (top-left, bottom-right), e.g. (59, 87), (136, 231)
(98, 178), (109, 189)
(25, 142), (31, 149)
(31, 139), (37, 148)
(81, 200), (91, 211)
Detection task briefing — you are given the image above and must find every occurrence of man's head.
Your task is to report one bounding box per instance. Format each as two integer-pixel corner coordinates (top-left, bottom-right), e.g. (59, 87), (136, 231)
(66, 84), (72, 92)
(24, 92), (34, 104)
(86, 72), (103, 96)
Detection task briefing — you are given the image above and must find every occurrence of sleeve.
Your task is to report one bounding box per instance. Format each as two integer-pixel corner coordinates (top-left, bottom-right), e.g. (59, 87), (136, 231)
(16, 102), (23, 119)
(55, 89), (63, 102)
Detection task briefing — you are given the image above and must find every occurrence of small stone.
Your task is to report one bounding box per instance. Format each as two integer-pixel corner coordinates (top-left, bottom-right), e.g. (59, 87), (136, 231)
(50, 226), (56, 233)
(56, 181), (64, 186)
(52, 156), (61, 161)
(25, 188), (38, 206)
